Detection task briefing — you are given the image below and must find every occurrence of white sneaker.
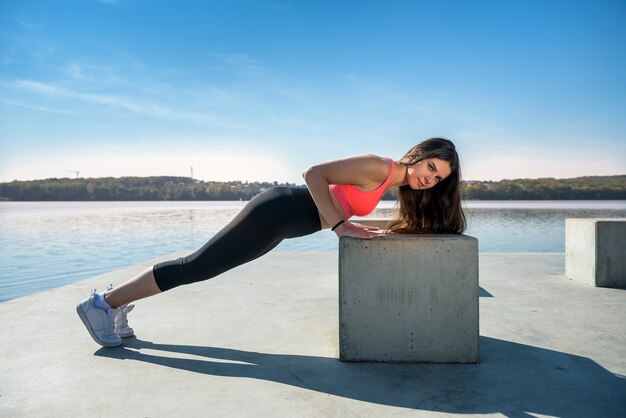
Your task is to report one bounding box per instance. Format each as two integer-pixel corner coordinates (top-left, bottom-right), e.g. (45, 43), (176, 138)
(114, 303), (135, 338)
(76, 293), (122, 348)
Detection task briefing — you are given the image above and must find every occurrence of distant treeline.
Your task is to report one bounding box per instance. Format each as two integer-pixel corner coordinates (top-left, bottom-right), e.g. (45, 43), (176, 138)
(463, 176), (626, 200)
(0, 177), (292, 201)
(0, 175), (624, 201)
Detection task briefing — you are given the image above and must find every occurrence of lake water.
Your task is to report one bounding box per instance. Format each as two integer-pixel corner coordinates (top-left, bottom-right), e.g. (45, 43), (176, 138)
(1, 200), (625, 302)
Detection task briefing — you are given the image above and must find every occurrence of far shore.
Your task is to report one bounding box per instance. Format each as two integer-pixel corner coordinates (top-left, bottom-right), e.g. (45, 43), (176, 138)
(1, 174), (625, 201)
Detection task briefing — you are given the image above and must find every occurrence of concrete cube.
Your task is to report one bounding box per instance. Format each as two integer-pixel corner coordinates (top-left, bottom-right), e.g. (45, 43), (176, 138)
(565, 218), (626, 287)
(338, 234), (479, 363)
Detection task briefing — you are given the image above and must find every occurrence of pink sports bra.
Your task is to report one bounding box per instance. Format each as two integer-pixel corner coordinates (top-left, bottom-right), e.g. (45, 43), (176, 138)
(329, 157), (395, 218)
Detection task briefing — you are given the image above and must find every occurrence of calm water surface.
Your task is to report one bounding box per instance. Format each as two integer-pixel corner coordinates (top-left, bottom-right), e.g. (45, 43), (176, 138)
(1, 200), (625, 302)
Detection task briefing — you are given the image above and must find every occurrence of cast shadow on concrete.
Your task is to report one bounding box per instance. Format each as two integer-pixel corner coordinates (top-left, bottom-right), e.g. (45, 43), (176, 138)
(479, 286), (493, 297)
(96, 336), (626, 417)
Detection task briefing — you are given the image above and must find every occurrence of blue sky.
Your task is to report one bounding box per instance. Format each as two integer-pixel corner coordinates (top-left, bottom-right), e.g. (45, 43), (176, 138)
(1, 0), (625, 183)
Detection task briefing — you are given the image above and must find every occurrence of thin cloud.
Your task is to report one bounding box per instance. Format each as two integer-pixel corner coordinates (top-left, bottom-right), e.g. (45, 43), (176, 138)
(14, 80), (64, 95)
(64, 62), (86, 79)
(10, 79), (223, 123)
(0, 97), (73, 114)
(62, 60), (126, 84)
(61, 58), (145, 87)
(13, 79), (168, 116)
(15, 79), (246, 129)
(258, 102), (306, 128)
(208, 52), (274, 79)
(12, 18), (36, 29)
(261, 103), (281, 124)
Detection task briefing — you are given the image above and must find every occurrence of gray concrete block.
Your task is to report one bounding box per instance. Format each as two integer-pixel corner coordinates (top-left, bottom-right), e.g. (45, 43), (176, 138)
(339, 234), (479, 363)
(565, 218), (626, 287)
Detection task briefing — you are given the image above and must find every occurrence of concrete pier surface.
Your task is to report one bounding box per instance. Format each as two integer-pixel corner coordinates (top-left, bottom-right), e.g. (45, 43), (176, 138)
(1, 251), (625, 417)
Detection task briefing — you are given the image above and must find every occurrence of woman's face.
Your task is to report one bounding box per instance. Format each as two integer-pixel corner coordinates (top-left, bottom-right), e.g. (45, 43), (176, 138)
(405, 158), (452, 190)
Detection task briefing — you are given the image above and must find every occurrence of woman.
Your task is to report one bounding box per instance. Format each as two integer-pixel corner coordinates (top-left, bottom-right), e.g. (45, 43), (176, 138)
(77, 137), (466, 347)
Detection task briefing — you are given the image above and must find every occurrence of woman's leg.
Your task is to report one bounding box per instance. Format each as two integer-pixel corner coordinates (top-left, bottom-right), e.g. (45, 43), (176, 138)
(78, 186), (320, 347)
(104, 266), (161, 308)
(105, 186), (320, 307)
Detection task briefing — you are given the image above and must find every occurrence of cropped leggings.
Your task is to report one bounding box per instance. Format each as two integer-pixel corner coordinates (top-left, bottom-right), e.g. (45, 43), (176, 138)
(153, 186), (322, 292)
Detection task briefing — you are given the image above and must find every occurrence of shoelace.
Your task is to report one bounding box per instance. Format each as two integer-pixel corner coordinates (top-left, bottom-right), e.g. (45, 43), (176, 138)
(99, 308), (118, 337)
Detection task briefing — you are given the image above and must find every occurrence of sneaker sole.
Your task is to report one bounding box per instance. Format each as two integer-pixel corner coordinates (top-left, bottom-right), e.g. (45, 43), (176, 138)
(116, 330), (135, 338)
(76, 303), (122, 348)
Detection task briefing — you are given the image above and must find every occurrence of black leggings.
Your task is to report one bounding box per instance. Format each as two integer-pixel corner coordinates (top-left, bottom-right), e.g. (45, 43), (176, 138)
(153, 186), (322, 292)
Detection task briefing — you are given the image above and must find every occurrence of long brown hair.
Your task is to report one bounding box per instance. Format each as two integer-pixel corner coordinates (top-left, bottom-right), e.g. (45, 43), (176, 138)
(385, 137), (466, 234)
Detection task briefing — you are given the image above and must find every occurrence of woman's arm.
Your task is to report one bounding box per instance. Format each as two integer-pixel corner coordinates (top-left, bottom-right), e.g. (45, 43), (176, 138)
(302, 154), (389, 239)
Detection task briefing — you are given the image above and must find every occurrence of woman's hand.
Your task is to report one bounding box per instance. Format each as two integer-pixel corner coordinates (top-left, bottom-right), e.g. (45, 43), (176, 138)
(334, 221), (385, 239)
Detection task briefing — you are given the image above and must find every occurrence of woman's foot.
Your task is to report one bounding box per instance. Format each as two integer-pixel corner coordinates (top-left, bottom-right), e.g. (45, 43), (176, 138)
(76, 292), (122, 348)
(114, 303), (135, 338)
